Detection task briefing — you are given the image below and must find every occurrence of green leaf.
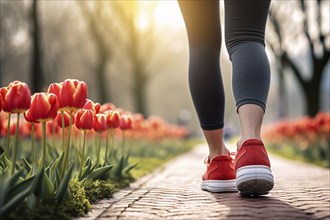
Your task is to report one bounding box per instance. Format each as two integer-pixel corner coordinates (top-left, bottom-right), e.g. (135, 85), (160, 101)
(47, 142), (57, 161)
(45, 166), (51, 177)
(31, 168), (45, 197)
(79, 158), (93, 181)
(0, 160), (4, 170)
(75, 148), (81, 162)
(84, 157), (91, 167)
(0, 186), (31, 219)
(51, 152), (65, 176)
(113, 156), (125, 178)
(26, 163), (38, 178)
(124, 154), (129, 165)
(41, 171), (54, 199)
(55, 163), (74, 203)
(7, 175), (35, 202)
(0, 154), (12, 170)
(0, 154), (11, 165)
(123, 163), (138, 175)
(86, 165), (113, 181)
(23, 158), (32, 173)
(55, 168), (61, 190)
(48, 154), (64, 184)
(0, 171), (10, 207)
(8, 169), (23, 187)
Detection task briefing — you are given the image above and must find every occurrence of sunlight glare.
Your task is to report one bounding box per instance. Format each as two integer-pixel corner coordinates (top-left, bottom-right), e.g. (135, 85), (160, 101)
(154, 1), (185, 29)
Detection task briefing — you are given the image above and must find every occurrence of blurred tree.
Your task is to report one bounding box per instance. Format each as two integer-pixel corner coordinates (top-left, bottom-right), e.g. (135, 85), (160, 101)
(112, 1), (159, 116)
(0, 1), (28, 85)
(268, 0), (330, 117)
(77, 1), (111, 104)
(30, 0), (44, 92)
(77, 1), (164, 115)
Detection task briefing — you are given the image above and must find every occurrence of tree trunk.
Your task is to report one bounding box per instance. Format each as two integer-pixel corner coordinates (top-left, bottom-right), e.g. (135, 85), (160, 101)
(277, 65), (287, 119)
(77, 1), (111, 103)
(304, 78), (321, 117)
(134, 79), (147, 115)
(30, 0), (43, 93)
(95, 53), (108, 104)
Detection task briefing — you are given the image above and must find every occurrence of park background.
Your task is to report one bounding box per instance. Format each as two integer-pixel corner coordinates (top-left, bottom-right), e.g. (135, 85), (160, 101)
(1, 0), (329, 135)
(0, 1), (329, 219)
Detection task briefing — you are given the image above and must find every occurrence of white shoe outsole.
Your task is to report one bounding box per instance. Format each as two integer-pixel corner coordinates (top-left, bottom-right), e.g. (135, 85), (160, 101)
(236, 165), (274, 196)
(201, 179), (238, 193)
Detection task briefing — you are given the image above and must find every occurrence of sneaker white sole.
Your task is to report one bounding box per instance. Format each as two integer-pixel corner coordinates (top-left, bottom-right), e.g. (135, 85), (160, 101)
(201, 179), (238, 193)
(236, 165), (274, 196)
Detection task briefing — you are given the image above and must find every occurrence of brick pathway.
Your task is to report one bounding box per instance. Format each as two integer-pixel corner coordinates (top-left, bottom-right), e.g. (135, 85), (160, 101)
(77, 144), (330, 220)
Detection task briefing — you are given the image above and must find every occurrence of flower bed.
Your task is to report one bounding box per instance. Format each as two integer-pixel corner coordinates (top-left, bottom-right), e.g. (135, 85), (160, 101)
(0, 80), (190, 219)
(262, 112), (330, 168)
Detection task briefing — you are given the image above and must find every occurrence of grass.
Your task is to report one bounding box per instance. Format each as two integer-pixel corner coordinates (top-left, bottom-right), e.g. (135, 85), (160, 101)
(129, 138), (201, 180)
(266, 142), (330, 168)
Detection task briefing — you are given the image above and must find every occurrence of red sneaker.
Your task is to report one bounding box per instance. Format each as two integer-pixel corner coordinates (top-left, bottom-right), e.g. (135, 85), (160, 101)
(201, 153), (237, 192)
(234, 139), (274, 196)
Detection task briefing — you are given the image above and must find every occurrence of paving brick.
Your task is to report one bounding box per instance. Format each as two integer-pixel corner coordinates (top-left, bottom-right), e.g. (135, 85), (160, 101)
(76, 145), (330, 220)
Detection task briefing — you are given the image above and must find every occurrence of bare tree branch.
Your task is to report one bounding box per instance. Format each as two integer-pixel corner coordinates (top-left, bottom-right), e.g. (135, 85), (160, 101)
(299, 0), (316, 62)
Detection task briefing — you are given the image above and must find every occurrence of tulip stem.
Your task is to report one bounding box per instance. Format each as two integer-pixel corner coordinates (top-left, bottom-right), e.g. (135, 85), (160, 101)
(122, 130), (126, 155)
(41, 121), (46, 168)
(62, 111), (72, 178)
(52, 121), (56, 149)
(61, 111), (65, 152)
(105, 130), (109, 164)
(110, 129), (114, 150)
(11, 113), (20, 174)
(5, 113), (11, 158)
(31, 123), (35, 173)
(96, 134), (101, 166)
(80, 131), (86, 172)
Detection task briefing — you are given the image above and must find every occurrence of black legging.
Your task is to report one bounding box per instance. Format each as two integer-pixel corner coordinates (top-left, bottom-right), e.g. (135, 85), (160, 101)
(179, 0), (271, 130)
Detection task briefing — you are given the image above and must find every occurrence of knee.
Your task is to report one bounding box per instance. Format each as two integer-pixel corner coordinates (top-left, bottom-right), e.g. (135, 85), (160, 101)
(225, 40), (266, 60)
(189, 34), (222, 51)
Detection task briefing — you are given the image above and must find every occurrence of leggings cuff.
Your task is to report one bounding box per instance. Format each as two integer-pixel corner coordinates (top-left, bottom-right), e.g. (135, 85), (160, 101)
(201, 123), (224, 130)
(236, 99), (266, 113)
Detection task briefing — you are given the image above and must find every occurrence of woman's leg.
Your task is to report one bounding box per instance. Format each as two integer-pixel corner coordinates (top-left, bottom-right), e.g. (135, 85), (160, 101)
(224, 0), (271, 148)
(178, 0), (227, 160)
(224, 0), (273, 196)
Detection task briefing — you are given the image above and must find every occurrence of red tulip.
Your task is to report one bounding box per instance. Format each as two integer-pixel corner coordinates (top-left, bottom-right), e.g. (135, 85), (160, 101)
(24, 109), (39, 124)
(0, 87), (8, 113)
(21, 120), (33, 138)
(83, 99), (100, 114)
(0, 92), (3, 112)
(120, 114), (133, 130)
(48, 82), (64, 110)
(100, 103), (116, 113)
(93, 113), (107, 133)
(47, 120), (60, 137)
(2, 81), (31, 114)
(61, 79), (87, 110)
(105, 110), (120, 129)
(56, 111), (73, 128)
(28, 93), (59, 122)
(75, 109), (94, 130)
(1, 117), (16, 136)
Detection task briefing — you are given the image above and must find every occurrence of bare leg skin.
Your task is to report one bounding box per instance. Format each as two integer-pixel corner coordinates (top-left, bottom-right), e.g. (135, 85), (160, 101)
(237, 104), (264, 149)
(203, 129), (228, 161)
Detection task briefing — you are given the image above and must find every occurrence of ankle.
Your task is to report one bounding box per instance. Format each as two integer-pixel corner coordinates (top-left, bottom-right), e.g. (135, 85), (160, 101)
(237, 136), (262, 150)
(209, 147), (228, 161)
